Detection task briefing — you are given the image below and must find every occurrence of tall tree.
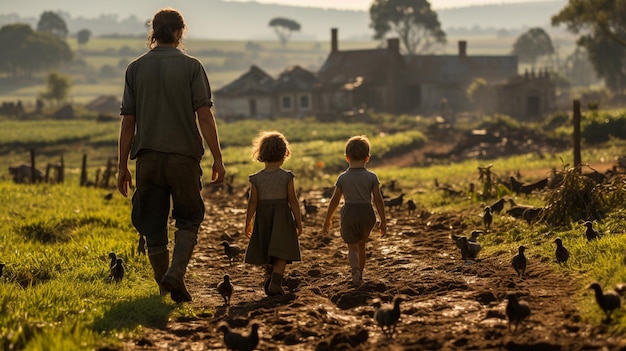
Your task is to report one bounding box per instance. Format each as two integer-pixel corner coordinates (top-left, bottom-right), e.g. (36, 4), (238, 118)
(40, 72), (71, 106)
(77, 29), (91, 48)
(369, 0), (446, 55)
(37, 11), (68, 39)
(552, 0), (626, 47)
(268, 17), (301, 48)
(0, 24), (72, 77)
(511, 27), (555, 69)
(552, 0), (626, 91)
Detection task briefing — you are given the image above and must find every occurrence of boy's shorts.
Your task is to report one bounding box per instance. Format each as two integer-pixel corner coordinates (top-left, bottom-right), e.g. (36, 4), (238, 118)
(340, 203), (376, 244)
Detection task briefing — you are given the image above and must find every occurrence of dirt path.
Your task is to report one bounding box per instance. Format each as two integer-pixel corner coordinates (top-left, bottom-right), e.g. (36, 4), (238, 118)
(122, 187), (625, 351)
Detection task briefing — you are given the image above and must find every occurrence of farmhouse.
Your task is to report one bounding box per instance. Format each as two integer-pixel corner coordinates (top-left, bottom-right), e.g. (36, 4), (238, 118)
(214, 28), (556, 120)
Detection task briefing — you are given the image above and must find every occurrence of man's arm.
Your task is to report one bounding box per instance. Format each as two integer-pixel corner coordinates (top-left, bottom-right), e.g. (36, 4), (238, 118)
(197, 105), (226, 184)
(117, 114), (135, 197)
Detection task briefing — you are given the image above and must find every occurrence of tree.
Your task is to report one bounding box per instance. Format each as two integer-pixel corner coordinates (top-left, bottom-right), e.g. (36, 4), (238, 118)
(466, 78), (495, 115)
(37, 11), (68, 39)
(268, 17), (301, 48)
(369, 0), (446, 55)
(0, 24), (72, 77)
(77, 29), (91, 48)
(552, 0), (626, 47)
(511, 27), (555, 69)
(552, 0), (626, 91)
(40, 72), (71, 106)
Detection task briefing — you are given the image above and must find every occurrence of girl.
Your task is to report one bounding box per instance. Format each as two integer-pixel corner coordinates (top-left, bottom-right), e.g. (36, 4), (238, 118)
(244, 131), (303, 296)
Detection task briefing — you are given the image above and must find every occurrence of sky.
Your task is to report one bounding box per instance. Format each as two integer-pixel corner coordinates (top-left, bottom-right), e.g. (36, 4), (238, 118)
(225, 0), (551, 11)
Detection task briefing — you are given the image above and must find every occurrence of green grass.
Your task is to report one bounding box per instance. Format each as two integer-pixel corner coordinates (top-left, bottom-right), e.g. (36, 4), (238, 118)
(1, 113), (626, 348)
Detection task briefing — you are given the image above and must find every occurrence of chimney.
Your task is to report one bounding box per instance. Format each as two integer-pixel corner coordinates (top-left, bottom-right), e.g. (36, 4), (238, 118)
(331, 28), (338, 53)
(387, 38), (400, 54)
(458, 40), (467, 58)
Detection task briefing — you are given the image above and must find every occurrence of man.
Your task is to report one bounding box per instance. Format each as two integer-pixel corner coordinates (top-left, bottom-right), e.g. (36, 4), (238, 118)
(117, 8), (225, 302)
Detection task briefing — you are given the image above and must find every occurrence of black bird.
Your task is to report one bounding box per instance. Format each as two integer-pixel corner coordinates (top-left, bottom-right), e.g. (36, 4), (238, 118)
(482, 206), (493, 230)
(218, 322), (260, 351)
(104, 192), (113, 201)
(137, 235), (146, 256)
(554, 237), (569, 264)
(302, 199), (318, 217)
(584, 221), (601, 241)
(220, 241), (242, 264)
(407, 199), (417, 216)
(511, 246), (527, 278)
(217, 274), (234, 306)
(373, 295), (405, 338)
(588, 282), (621, 321)
(510, 176), (524, 194)
(0, 263), (4, 278)
(111, 258), (125, 283)
(489, 197), (506, 214)
(452, 234), (481, 261)
(506, 293), (531, 333)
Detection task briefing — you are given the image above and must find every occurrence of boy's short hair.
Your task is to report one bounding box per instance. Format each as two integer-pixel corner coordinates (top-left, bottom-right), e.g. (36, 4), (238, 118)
(345, 135), (370, 161)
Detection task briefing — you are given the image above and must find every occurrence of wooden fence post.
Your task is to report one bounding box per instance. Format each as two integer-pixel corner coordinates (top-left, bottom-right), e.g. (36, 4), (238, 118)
(30, 149), (36, 183)
(573, 100), (581, 172)
(80, 154), (87, 186)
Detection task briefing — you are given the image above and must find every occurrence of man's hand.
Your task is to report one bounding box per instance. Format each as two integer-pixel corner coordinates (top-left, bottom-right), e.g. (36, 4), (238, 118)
(117, 168), (132, 197)
(210, 160), (226, 184)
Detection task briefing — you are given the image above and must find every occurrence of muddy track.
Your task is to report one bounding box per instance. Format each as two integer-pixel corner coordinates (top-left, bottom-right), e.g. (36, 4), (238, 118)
(122, 187), (625, 351)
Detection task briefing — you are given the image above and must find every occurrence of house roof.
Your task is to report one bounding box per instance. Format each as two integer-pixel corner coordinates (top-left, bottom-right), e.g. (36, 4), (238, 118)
(85, 95), (120, 113)
(214, 65), (275, 97)
(317, 48), (400, 88)
(274, 65), (317, 92)
(405, 55), (518, 85)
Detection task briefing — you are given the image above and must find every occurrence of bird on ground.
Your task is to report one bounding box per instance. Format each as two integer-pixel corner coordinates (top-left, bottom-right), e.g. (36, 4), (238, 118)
(218, 322), (260, 351)
(452, 234), (481, 261)
(554, 237), (569, 264)
(584, 221), (601, 241)
(511, 246), (527, 278)
(104, 192), (113, 201)
(137, 235), (146, 256)
(482, 206), (493, 230)
(302, 199), (318, 217)
(505, 293), (531, 333)
(220, 241), (242, 264)
(489, 197), (506, 214)
(111, 258), (125, 283)
(217, 274), (234, 306)
(588, 282), (621, 321)
(0, 263), (4, 278)
(373, 295), (406, 338)
(407, 199), (417, 216)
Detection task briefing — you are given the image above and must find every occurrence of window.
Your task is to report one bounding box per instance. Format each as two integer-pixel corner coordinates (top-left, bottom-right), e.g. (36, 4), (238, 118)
(281, 95), (292, 111)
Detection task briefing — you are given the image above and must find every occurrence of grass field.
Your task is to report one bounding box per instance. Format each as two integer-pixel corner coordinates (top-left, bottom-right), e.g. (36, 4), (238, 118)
(1, 111), (626, 348)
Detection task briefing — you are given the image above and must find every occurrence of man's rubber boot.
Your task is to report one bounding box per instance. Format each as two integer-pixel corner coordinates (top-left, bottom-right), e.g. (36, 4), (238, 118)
(161, 231), (196, 303)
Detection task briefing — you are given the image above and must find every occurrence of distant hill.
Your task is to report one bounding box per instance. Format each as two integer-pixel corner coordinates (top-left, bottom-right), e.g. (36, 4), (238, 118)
(1, 0), (568, 40)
